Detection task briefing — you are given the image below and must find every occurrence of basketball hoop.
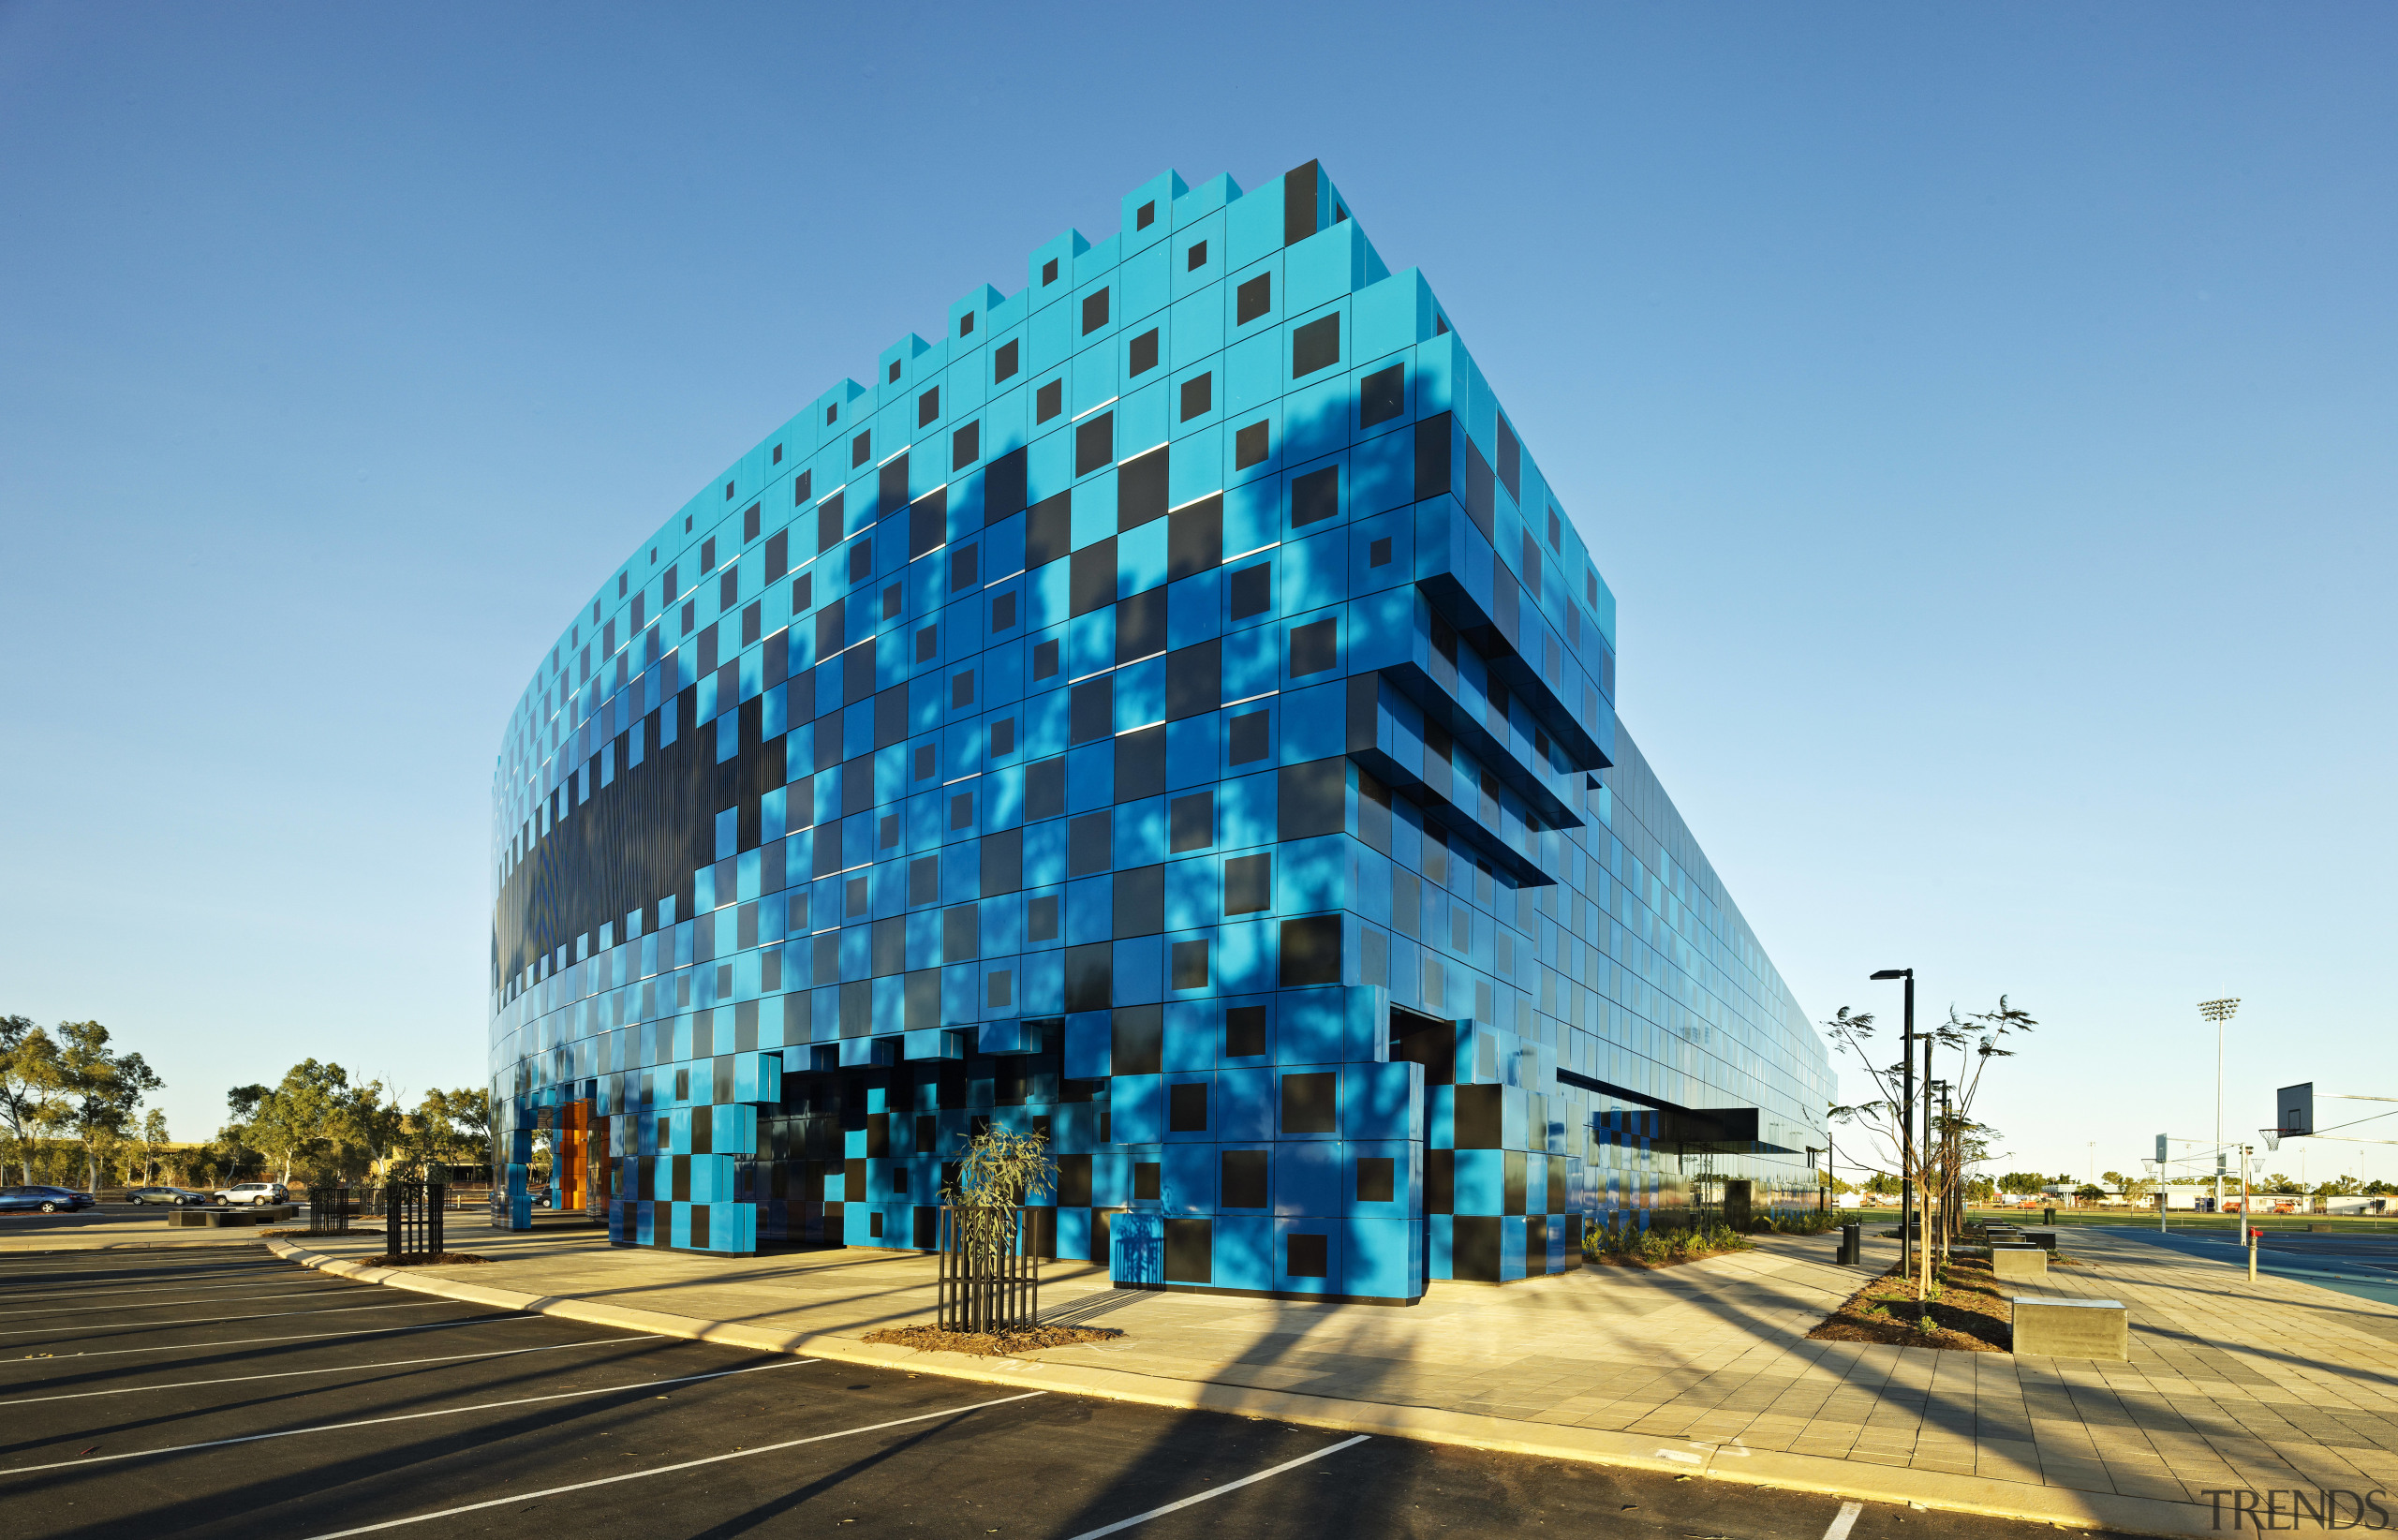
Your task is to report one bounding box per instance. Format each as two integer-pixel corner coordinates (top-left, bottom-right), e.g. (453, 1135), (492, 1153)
(2261, 1127), (2287, 1151)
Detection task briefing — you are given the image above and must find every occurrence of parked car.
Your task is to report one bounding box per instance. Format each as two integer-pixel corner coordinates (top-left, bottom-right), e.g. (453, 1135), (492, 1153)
(214, 1181), (289, 1207)
(126, 1186), (210, 1207)
(0, 1185), (96, 1214)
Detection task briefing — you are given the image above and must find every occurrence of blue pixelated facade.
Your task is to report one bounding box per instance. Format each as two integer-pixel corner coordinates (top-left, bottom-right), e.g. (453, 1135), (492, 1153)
(489, 162), (1833, 1299)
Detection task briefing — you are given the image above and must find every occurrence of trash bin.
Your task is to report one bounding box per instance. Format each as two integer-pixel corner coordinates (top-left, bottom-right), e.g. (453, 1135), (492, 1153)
(2043, 1207), (2056, 1226)
(1838, 1222), (1862, 1266)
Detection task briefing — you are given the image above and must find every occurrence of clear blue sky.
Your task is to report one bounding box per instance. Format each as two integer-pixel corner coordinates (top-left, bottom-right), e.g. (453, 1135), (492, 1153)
(4, 2), (2391, 1188)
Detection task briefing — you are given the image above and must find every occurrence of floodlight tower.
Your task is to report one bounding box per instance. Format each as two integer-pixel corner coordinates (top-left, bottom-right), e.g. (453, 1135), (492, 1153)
(2200, 999), (2241, 1211)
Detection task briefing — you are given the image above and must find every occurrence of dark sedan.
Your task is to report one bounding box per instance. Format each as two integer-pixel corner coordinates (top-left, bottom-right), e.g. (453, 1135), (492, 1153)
(0, 1185), (96, 1213)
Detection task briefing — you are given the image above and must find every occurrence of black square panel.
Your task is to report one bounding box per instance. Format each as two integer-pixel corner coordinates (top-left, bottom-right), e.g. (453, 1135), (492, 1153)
(1453, 1084), (1502, 1149)
(1168, 1081), (1208, 1133)
(1236, 274), (1271, 324)
(1111, 1004), (1162, 1075)
(1228, 562), (1270, 619)
(1164, 1218), (1211, 1282)
(1221, 1149), (1267, 1208)
(1280, 1071), (1337, 1134)
(1452, 1216), (1501, 1282)
(1292, 315), (1340, 377)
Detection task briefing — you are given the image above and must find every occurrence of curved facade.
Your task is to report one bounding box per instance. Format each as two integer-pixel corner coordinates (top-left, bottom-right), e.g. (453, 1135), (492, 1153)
(489, 161), (1831, 1296)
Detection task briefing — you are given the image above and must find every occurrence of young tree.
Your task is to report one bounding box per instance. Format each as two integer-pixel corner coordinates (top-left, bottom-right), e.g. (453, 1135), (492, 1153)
(1823, 1009), (1913, 1212)
(1925, 997), (2035, 1248)
(1827, 995), (2035, 1293)
(0, 1015), (67, 1183)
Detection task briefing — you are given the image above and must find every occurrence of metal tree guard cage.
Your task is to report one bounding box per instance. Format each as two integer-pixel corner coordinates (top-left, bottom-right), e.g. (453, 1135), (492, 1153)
(310, 1186), (350, 1235)
(385, 1180), (447, 1261)
(937, 1204), (1040, 1334)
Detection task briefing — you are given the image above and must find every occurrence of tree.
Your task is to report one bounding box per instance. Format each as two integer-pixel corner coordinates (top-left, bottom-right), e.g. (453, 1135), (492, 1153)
(137, 1108), (170, 1183)
(54, 1021), (163, 1193)
(2106, 1169), (2154, 1202)
(2075, 1184), (2105, 1203)
(224, 1061), (401, 1185)
(404, 1088), (492, 1172)
(0, 1015), (67, 1183)
(1830, 996), (2035, 1292)
(1997, 1172), (2048, 1195)
(1924, 997), (2035, 1250)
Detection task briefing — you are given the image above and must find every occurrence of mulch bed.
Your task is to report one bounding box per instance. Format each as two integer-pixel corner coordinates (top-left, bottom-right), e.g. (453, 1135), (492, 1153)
(261, 1228), (384, 1238)
(862, 1324), (1124, 1358)
(1588, 1244), (1755, 1271)
(1808, 1255), (2017, 1352)
(368, 1252), (494, 1267)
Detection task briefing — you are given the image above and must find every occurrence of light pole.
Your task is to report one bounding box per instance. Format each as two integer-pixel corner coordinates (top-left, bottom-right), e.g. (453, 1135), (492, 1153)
(2243, 1143), (2257, 1281)
(2200, 998), (2240, 1212)
(1871, 969), (1915, 1281)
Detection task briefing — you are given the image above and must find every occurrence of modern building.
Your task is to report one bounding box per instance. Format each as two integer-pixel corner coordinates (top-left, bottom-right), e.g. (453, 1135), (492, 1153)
(489, 161), (1831, 1301)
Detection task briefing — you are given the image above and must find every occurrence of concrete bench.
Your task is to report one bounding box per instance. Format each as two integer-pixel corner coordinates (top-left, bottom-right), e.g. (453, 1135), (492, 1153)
(2012, 1296), (2127, 1360)
(165, 1205), (296, 1228)
(1991, 1244), (2048, 1282)
(2020, 1228), (2058, 1251)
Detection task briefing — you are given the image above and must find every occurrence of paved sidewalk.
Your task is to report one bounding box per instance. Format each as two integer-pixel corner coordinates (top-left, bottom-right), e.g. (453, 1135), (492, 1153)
(270, 1223), (2398, 1535)
(0, 1215), (273, 1252)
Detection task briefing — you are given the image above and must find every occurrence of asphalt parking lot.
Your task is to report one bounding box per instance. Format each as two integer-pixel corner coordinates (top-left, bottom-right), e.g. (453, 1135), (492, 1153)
(0, 1248), (2094, 1540)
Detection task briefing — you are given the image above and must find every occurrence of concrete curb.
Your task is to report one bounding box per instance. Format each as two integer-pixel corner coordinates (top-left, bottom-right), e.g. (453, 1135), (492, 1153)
(2, 1236), (271, 1255)
(265, 1238), (2209, 1537)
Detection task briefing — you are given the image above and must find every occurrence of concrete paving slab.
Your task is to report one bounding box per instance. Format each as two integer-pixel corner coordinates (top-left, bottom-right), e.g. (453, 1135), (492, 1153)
(258, 1222), (2398, 1536)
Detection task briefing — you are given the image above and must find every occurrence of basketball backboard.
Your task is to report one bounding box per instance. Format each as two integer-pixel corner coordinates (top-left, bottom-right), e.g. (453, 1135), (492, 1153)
(2276, 1082), (2314, 1137)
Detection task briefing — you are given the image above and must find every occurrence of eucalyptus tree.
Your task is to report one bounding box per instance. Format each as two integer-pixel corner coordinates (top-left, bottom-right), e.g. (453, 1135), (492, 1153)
(0, 1015), (67, 1183)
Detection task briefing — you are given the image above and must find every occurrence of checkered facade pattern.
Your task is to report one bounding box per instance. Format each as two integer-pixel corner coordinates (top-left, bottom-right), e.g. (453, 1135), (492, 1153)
(489, 162), (1832, 1300)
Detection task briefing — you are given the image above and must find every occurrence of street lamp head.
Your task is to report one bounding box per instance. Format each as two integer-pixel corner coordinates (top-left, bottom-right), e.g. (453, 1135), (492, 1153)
(1870, 969), (1911, 981)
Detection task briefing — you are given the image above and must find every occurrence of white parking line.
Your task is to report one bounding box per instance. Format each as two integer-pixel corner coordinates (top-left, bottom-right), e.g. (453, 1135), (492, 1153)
(1, 1314), (534, 1364)
(0, 1285), (367, 1317)
(4, 1251), (286, 1266)
(295, 1390), (1050, 1539)
(0, 1298), (453, 1338)
(1, 1256), (283, 1266)
(1824, 1500), (1864, 1540)
(1060, 1434), (1370, 1539)
(0, 1356), (822, 1476)
(0, 1333), (672, 1406)
(0, 1271), (329, 1301)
